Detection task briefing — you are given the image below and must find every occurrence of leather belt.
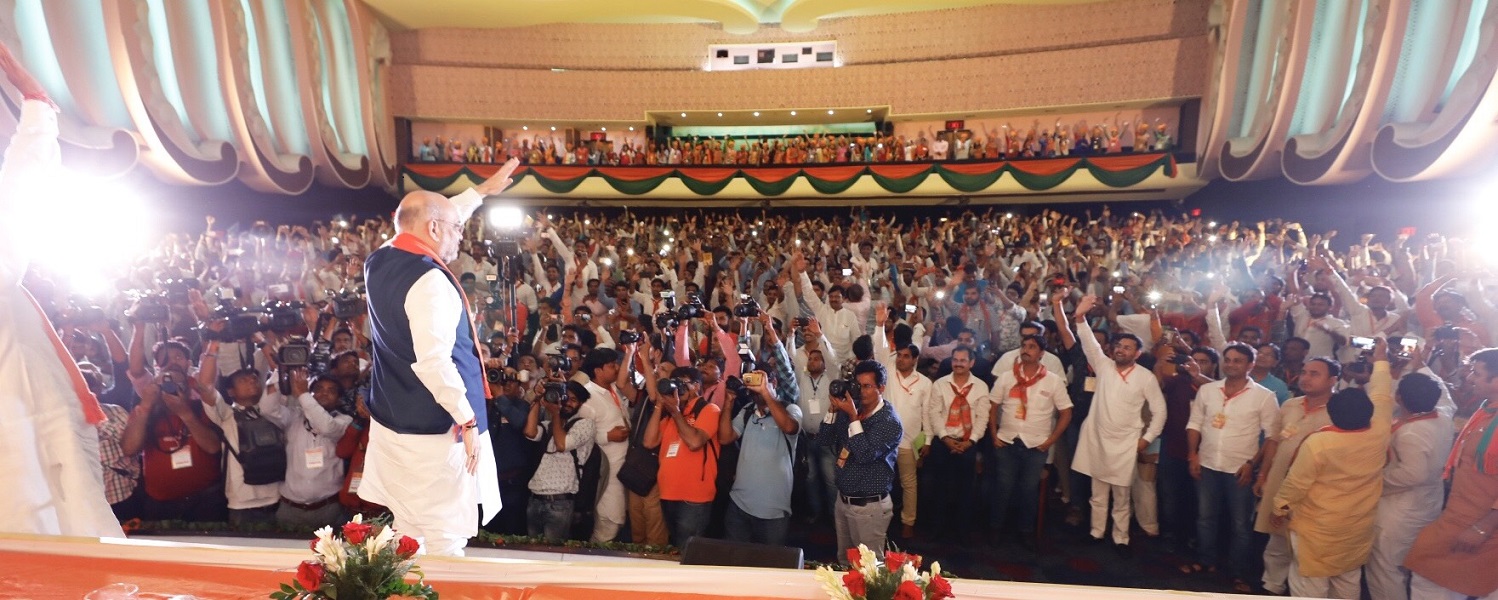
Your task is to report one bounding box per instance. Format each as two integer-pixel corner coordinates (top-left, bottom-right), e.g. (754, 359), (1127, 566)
(533, 493), (575, 502)
(280, 495), (339, 511)
(839, 493), (888, 507)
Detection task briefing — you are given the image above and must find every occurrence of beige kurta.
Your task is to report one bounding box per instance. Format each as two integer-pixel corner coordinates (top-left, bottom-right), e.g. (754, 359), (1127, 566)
(1255, 395), (1334, 534)
(1272, 362), (1394, 577)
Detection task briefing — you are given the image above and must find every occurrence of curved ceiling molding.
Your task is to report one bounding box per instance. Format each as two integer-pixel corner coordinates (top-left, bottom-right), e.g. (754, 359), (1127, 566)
(287, 0), (369, 188)
(1193, 0), (1242, 181)
(1280, 0), (1391, 185)
(1219, 0), (1310, 181)
(344, 0), (399, 191)
(105, 0), (238, 185)
(1371, 0), (1498, 180)
(210, 0), (315, 194)
(0, 0), (139, 178)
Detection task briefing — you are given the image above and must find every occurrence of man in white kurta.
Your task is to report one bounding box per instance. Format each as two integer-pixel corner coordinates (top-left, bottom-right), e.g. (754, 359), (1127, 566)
(1070, 296), (1164, 549)
(1366, 372), (1454, 600)
(0, 56), (125, 539)
(360, 161), (518, 556)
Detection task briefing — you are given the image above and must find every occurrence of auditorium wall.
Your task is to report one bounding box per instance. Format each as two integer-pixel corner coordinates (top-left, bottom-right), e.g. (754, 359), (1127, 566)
(386, 0), (1211, 122)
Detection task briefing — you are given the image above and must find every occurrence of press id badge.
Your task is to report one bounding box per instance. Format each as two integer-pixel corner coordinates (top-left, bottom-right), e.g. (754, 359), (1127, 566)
(305, 447), (325, 469)
(1211, 413), (1227, 429)
(1280, 424), (1298, 440)
(171, 446), (193, 470)
(666, 442), (681, 458)
(1083, 376), (1097, 393)
(348, 473), (362, 494)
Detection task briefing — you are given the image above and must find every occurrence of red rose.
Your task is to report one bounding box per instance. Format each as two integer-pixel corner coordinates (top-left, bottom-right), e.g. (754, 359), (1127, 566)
(893, 581), (923, 600)
(886, 551), (909, 572)
(295, 560), (325, 591)
(846, 548), (862, 568)
(309, 539), (318, 552)
(396, 535), (421, 558)
(342, 522), (372, 544)
(842, 570), (867, 597)
(927, 574), (954, 599)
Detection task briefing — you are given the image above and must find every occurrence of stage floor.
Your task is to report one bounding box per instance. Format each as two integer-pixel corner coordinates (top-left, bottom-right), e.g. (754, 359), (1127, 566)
(4, 533), (1274, 600)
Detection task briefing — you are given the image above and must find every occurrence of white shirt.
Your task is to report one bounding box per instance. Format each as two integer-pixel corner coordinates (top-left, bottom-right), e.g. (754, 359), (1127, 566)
(931, 138), (950, 160)
(581, 378), (629, 461)
(205, 392), (282, 510)
(991, 348), (1065, 382)
(797, 369), (832, 435)
(262, 390), (354, 503)
(800, 273), (859, 359)
(1290, 304), (1350, 360)
(886, 369), (933, 450)
(1185, 379), (1280, 474)
(992, 365), (1072, 448)
(927, 373), (990, 443)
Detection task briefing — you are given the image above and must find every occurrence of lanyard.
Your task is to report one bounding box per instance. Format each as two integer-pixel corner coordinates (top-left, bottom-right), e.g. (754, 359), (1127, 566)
(1220, 382), (1250, 409)
(897, 373), (920, 396)
(1116, 364), (1136, 383)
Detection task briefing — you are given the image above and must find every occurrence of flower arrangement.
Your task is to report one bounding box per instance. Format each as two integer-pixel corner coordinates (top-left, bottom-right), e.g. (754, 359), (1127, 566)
(271, 515), (436, 599)
(815, 545), (954, 600)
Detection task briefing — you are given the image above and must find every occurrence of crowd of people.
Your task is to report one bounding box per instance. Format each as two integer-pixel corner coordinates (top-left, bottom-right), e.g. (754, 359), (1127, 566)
(30, 198), (1498, 599)
(413, 119), (1176, 166)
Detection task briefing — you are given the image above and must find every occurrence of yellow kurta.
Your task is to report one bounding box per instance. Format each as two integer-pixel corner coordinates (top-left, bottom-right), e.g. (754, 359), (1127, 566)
(1272, 361), (1394, 577)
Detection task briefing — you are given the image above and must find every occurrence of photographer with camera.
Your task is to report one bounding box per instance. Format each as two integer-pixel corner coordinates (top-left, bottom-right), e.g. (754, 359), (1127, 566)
(522, 379), (595, 543)
(256, 364), (354, 530)
(815, 359), (902, 562)
(119, 344), (228, 524)
(484, 369), (539, 536)
(195, 341), (284, 529)
(718, 312), (802, 546)
(643, 365), (722, 548)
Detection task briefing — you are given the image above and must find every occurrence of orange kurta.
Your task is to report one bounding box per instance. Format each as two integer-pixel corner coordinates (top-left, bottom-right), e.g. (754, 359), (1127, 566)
(1404, 403), (1498, 597)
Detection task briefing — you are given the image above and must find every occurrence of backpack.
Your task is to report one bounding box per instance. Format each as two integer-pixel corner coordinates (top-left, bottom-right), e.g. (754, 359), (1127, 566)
(220, 407), (287, 486)
(540, 415), (604, 540)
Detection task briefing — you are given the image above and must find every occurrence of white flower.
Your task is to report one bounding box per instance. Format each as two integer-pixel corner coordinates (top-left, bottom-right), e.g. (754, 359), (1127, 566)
(314, 535), (346, 574)
(366, 524), (396, 559)
(814, 566), (855, 600)
(350, 514), (363, 525)
(857, 545), (880, 578)
(902, 562), (919, 583)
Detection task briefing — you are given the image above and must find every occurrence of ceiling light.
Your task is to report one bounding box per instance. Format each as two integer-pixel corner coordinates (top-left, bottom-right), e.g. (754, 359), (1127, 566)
(629, 126), (635, 131)
(753, 112), (760, 117)
(717, 112), (723, 117)
(550, 126), (556, 131)
(828, 110), (835, 115)
(867, 109), (873, 113)
(790, 110), (797, 116)
(681, 112), (687, 117)
(522, 126), (528, 131)
(601, 127), (607, 131)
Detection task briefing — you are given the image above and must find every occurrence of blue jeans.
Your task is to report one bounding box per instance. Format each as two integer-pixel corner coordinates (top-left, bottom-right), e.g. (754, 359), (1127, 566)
(991, 439), (1049, 534)
(724, 500), (790, 547)
(527, 495), (574, 542)
(1196, 467), (1255, 578)
(662, 500), (712, 548)
(1157, 455), (1197, 545)
(803, 439), (837, 521)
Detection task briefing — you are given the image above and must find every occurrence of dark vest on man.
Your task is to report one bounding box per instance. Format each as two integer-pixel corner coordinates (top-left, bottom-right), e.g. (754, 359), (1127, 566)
(365, 245), (488, 435)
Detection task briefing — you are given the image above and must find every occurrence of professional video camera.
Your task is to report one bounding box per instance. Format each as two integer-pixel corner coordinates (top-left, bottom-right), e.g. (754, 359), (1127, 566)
(199, 303), (263, 342)
(159, 278), (200, 305)
(328, 286), (367, 320)
(57, 300), (108, 327)
(263, 300), (306, 333)
(128, 291), (171, 324)
(732, 294), (761, 318)
(275, 336), (333, 395)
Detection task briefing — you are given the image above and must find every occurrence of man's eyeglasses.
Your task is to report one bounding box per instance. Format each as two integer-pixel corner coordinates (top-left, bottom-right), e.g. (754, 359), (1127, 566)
(432, 219), (463, 235)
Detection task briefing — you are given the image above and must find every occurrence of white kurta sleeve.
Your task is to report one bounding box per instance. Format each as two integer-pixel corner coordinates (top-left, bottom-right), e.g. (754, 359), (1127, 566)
(448, 188), (484, 222)
(406, 270), (476, 426)
(0, 100), (61, 288)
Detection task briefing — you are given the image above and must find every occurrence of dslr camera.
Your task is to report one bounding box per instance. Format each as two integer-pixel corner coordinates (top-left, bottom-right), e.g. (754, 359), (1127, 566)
(129, 293), (171, 324)
(655, 378), (681, 398)
(732, 294), (761, 318)
(676, 293), (707, 320)
(545, 354), (573, 376)
(541, 381), (568, 404)
(618, 329), (642, 345)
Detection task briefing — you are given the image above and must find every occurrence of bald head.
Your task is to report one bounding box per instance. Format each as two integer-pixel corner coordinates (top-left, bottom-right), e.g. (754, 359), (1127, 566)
(394, 191), (455, 234)
(394, 190), (465, 262)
